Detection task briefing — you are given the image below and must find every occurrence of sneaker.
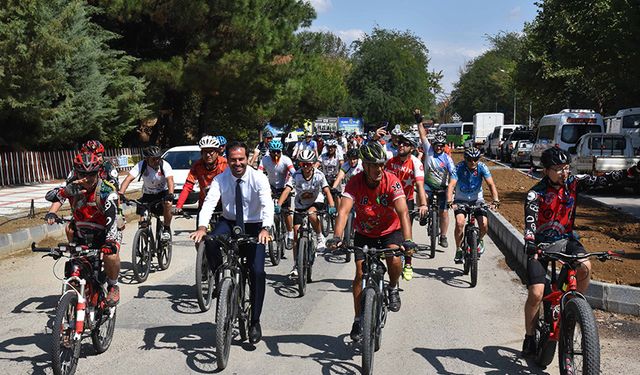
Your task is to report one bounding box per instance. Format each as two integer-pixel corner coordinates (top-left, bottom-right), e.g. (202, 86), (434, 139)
(350, 321), (362, 342)
(317, 233), (326, 249)
(478, 240), (485, 255)
(439, 235), (448, 248)
(288, 268), (298, 278)
(285, 236), (293, 250)
(388, 287), (401, 312)
(161, 228), (171, 241)
(402, 264), (413, 281)
(454, 248), (463, 264)
(106, 285), (120, 306)
(521, 335), (536, 357)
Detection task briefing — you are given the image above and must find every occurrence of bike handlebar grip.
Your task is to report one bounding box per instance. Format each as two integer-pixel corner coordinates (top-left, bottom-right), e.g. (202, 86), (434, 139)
(31, 242), (53, 252)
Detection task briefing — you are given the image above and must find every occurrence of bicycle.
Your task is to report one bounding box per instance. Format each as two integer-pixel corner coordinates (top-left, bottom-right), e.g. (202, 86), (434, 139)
(424, 189), (445, 258)
(269, 195), (286, 266)
(125, 198), (172, 283)
(32, 234), (117, 375)
(532, 240), (623, 374)
(193, 210), (222, 312)
(321, 187), (340, 237)
(207, 228), (256, 370)
(344, 244), (404, 375)
(294, 210), (326, 297)
(455, 202), (490, 288)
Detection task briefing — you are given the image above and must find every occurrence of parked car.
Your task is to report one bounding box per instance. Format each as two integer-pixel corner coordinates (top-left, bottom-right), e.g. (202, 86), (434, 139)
(500, 129), (533, 163)
(488, 125), (521, 158)
(510, 140), (533, 168)
(162, 145), (202, 209)
(482, 132), (495, 155)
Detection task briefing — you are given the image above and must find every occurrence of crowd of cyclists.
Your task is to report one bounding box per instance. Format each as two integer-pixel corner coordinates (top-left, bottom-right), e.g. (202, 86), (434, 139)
(40, 109), (640, 369)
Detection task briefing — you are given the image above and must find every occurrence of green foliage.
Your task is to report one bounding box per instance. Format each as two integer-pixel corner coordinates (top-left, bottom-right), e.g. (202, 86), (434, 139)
(0, 0), (149, 149)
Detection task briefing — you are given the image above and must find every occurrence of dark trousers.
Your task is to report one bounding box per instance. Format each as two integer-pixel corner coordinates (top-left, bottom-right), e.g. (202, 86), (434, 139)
(205, 219), (266, 324)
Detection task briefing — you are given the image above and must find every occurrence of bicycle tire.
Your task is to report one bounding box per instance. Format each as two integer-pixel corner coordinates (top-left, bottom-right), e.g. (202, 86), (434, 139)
(306, 238), (315, 283)
(296, 236), (308, 297)
(215, 278), (236, 370)
(157, 231), (172, 270)
(268, 216), (282, 266)
(91, 302), (117, 354)
(51, 292), (81, 375)
(132, 228), (151, 283)
(534, 303), (557, 368)
(468, 230), (479, 287)
(344, 212), (353, 263)
(238, 274), (252, 342)
(361, 287), (377, 375)
(195, 242), (214, 312)
(558, 298), (600, 375)
(429, 208), (438, 258)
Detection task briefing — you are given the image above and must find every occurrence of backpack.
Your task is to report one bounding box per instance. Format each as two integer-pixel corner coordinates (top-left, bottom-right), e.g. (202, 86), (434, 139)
(137, 159), (165, 182)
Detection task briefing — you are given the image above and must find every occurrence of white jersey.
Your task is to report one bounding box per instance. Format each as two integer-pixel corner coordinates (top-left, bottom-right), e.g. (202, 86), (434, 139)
(339, 160), (363, 184)
(258, 154), (295, 189)
(129, 160), (174, 194)
(319, 154), (341, 182)
(285, 168), (328, 209)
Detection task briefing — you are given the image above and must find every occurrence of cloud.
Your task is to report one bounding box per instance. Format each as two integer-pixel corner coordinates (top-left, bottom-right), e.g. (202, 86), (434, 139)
(308, 0), (332, 13)
(508, 6), (522, 21)
(305, 25), (366, 46)
(427, 42), (490, 93)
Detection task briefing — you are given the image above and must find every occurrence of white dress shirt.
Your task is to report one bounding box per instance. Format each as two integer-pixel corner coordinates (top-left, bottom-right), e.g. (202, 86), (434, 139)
(198, 166), (274, 228)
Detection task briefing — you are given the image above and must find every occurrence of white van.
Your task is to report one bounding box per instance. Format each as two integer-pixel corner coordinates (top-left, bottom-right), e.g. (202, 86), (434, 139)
(605, 108), (640, 155)
(530, 109), (604, 168)
(487, 124), (521, 158)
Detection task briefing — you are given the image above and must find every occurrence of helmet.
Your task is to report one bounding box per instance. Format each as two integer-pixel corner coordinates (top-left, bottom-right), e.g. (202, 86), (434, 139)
(198, 135), (220, 150)
(398, 135), (416, 148)
(263, 130), (274, 138)
(268, 139), (283, 151)
(390, 126), (403, 136)
(359, 142), (387, 164)
(73, 152), (101, 173)
(326, 139), (338, 148)
(464, 147), (482, 159)
(216, 135), (227, 146)
(298, 149), (317, 163)
(541, 147), (572, 168)
(336, 131), (342, 137)
(142, 146), (162, 158)
(81, 140), (104, 154)
(346, 148), (360, 159)
(432, 133), (447, 145)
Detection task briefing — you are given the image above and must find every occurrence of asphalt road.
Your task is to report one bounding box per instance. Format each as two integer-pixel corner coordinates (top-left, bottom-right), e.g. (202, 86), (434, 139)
(0, 213), (638, 374)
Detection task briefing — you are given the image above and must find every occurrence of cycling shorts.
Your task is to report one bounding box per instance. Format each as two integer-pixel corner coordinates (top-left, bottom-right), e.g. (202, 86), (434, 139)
(527, 239), (587, 286)
(453, 199), (487, 218)
(293, 202), (325, 226)
(272, 187), (292, 211)
(353, 230), (403, 261)
(137, 190), (170, 216)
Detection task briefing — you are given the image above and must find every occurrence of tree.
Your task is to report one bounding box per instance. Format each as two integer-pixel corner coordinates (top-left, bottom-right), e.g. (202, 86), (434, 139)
(347, 28), (440, 125)
(0, 0), (149, 149)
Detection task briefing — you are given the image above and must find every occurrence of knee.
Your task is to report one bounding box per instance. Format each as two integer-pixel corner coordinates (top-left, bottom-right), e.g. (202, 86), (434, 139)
(526, 286), (544, 305)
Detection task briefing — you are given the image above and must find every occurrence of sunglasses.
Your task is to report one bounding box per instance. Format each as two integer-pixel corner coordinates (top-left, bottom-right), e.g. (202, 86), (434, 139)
(77, 171), (98, 178)
(398, 142), (413, 147)
(466, 157), (480, 162)
(202, 149), (218, 155)
(270, 150), (282, 154)
(549, 165), (570, 173)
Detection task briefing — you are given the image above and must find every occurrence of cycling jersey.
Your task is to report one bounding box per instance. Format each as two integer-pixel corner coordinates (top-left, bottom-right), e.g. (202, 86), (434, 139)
(340, 160), (363, 184)
(258, 154), (295, 189)
(129, 160), (174, 194)
(422, 139), (455, 190)
(385, 154), (424, 200)
(319, 153), (341, 184)
(294, 140), (317, 156)
(452, 161), (491, 201)
(343, 171), (405, 237)
(176, 157), (228, 209)
(285, 168), (329, 209)
(524, 168), (638, 243)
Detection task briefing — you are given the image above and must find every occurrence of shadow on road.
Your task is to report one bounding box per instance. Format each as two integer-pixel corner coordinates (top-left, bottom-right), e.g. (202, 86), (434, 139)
(135, 283), (201, 314)
(264, 333), (360, 375)
(413, 345), (551, 375)
(12, 295), (58, 315)
(413, 266), (473, 288)
(266, 273), (300, 299)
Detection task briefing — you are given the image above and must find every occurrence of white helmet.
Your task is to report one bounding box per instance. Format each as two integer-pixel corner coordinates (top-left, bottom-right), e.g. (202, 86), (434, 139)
(390, 126), (403, 136)
(199, 135), (220, 149)
(298, 149), (317, 163)
(325, 139), (338, 147)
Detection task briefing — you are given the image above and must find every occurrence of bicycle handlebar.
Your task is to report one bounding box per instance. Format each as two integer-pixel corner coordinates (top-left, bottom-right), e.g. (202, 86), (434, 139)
(343, 245), (404, 256)
(539, 247), (625, 263)
(31, 242), (101, 258)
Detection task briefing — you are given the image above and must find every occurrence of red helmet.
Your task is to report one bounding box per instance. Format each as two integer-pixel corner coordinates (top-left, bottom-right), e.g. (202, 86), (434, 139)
(73, 152), (102, 173)
(81, 140), (105, 154)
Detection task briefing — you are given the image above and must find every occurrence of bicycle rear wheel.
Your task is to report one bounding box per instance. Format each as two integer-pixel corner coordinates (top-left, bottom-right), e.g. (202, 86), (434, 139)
(296, 236), (308, 297)
(132, 228), (151, 283)
(157, 231), (172, 270)
(238, 273), (252, 342)
(558, 298), (600, 375)
(361, 287), (377, 375)
(195, 242), (214, 312)
(91, 303), (117, 354)
(429, 208), (438, 258)
(51, 292), (82, 375)
(215, 278), (236, 370)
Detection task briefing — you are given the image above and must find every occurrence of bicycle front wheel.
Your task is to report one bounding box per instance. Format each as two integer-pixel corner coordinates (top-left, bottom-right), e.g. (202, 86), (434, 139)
(296, 236), (308, 297)
(195, 242), (214, 312)
(468, 230), (478, 287)
(268, 216), (282, 266)
(51, 292), (82, 375)
(132, 228), (151, 283)
(344, 212), (353, 263)
(534, 302), (557, 368)
(558, 298), (600, 375)
(429, 208), (438, 258)
(215, 278), (236, 370)
(361, 287), (377, 375)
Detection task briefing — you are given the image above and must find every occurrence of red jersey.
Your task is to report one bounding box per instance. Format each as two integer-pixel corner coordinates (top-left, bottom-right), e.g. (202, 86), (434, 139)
(343, 171), (405, 237)
(176, 157), (228, 208)
(385, 154), (424, 199)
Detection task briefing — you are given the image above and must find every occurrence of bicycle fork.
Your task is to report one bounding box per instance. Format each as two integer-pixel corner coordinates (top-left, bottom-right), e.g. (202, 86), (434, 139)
(62, 276), (87, 340)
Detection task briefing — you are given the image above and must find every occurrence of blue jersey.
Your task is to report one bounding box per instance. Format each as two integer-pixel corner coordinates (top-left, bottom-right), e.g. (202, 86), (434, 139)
(453, 161), (491, 201)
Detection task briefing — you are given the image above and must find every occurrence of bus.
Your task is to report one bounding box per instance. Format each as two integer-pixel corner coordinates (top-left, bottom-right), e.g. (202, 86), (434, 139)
(437, 122), (473, 147)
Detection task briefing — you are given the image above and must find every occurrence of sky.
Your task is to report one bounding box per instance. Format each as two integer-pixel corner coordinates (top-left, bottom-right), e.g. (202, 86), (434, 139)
(306, 0), (539, 94)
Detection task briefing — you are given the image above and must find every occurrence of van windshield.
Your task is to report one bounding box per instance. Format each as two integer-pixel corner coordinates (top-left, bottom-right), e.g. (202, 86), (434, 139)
(510, 131), (533, 141)
(622, 114), (640, 128)
(442, 126), (462, 135)
(561, 125), (602, 144)
(163, 150), (201, 169)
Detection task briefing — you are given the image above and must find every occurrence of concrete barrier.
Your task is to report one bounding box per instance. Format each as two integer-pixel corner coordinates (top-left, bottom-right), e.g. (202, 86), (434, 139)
(487, 209), (640, 316)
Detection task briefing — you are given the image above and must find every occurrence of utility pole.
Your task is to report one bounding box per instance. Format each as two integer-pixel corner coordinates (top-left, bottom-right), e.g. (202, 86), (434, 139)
(513, 88), (517, 125)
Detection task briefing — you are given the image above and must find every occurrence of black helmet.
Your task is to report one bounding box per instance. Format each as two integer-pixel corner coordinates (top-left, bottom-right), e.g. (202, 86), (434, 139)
(464, 147), (481, 159)
(143, 146), (162, 158)
(541, 147), (572, 168)
(263, 130), (274, 138)
(346, 148), (360, 159)
(359, 142), (387, 164)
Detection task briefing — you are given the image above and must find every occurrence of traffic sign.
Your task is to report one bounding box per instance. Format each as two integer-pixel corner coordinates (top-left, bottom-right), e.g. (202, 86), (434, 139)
(452, 113), (462, 122)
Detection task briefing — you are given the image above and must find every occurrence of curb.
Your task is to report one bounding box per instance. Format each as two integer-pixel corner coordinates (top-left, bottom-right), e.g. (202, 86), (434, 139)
(0, 205), (136, 257)
(487, 209), (640, 316)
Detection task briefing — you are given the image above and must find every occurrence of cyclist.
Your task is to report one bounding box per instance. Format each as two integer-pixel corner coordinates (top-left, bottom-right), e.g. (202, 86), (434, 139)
(119, 146), (175, 241)
(331, 148), (363, 211)
(249, 130), (274, 167)
(190, 141), (273, 344)
(80, 140), (119, 188)
(446, 147), (499, 264)
(216, 135), (228, 157)
(385, 126), (403, 159)
(327, 142), (416, 341)
(276, 150), (336, 276)
(292, 131), (318, 161)
(385, 134), (428, 281)
(314, 134), (325, 157)
(319, 139), (343, 187)
(416, 111), (456, 249)
(521, 148), (640, 356)
(335, 130), (348, 151)
(46, 152), (122, 306)
(258, 139), (296, 248)
(174, 135), (227, 214)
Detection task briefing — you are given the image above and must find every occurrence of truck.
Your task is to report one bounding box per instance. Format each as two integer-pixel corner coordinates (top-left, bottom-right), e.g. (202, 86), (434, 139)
(604, 108), (640, 155)
(570, 132), (640, 193)
(472, 112), (504, 147)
